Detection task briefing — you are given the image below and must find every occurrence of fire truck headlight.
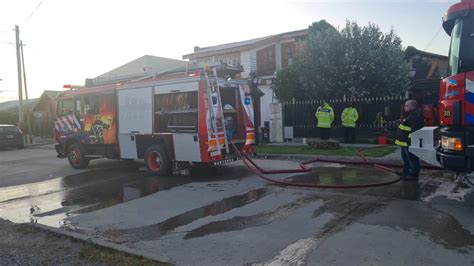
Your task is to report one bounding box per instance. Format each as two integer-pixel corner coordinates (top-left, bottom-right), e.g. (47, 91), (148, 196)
(441, 136), (463, 151)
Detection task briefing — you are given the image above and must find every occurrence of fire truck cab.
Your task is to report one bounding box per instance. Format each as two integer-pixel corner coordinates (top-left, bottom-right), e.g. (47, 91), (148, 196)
(436, 0), (474, 173)
(410, 0), (474, 186)
(54, 64), (255, 175)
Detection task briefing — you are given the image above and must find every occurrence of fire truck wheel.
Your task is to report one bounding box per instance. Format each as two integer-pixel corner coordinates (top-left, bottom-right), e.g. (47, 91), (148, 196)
(145, 144), (171, 176)
(67, 143), (90, 169)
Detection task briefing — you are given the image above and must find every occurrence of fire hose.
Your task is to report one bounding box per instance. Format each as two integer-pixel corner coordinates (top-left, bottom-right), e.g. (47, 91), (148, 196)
(230, 141), (441, 189)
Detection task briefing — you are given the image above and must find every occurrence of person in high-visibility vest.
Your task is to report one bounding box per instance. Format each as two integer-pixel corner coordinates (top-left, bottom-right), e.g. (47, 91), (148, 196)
(341, 102), (359, 143)
(395, 100), (424, 181)
(315, 101), (334, 140)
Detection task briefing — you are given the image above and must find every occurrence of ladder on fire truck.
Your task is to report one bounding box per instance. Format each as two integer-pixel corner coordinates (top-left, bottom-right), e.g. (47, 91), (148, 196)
(204, 67), (229, 156)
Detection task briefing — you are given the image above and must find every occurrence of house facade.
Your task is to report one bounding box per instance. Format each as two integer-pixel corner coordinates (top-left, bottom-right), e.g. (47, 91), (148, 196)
(405, 47), (448, 109)
(32, 90), (61, 137)
(182, 29), (307, 129)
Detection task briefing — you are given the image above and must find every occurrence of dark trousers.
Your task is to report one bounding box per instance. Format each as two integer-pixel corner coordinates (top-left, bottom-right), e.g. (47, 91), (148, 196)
(343, 127), (356, 143)
(401, 147), (421, 178)
(320, 128), (330, 140)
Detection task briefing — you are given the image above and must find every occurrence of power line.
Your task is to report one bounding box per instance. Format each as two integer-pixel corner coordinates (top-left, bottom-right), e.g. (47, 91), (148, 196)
(0, 29), (14, 34)
(0, 40), (15, 45)
(424, 26), (442, 51)
(0, 41), (34, 49)
(22, 0), (44, 27)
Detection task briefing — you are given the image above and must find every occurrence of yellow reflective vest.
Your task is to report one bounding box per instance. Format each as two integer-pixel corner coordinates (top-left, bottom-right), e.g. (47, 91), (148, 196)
(315, 103), (334, 129)
(341, 107), (359, 128)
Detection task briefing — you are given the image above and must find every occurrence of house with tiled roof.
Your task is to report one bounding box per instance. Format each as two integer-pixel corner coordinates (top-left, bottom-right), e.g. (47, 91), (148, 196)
(183, 29), (308, 130)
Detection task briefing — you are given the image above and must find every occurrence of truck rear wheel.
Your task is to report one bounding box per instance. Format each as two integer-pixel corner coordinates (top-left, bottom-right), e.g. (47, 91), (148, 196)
(144, 144), (171, 176)
(67, 143), (90, 169)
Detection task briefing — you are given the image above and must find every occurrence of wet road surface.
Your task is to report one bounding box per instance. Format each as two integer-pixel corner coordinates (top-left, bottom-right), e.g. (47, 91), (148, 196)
(1, 150), (473, 265)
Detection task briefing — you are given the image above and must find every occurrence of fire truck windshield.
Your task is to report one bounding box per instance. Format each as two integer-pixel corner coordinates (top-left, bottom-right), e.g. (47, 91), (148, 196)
(448, 20), (462, 75)
(448, 16), (474, 76)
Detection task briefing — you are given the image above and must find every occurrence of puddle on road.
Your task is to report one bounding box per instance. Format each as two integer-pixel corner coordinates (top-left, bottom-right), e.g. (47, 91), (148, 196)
(286, 166), (398, 186)
(285, 165), (462, 202)
(0, 163), (251, 228)
(361, 200), (474, 253)
(182, 194), (324, 240)
(99, 187), (269, 243)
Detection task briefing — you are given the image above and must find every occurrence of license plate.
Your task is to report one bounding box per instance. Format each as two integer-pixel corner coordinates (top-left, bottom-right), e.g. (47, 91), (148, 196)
(6, 135), (14, 139)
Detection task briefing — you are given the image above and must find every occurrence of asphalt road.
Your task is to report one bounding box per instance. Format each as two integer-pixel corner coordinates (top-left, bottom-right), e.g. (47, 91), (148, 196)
(0, 146), (473, 265)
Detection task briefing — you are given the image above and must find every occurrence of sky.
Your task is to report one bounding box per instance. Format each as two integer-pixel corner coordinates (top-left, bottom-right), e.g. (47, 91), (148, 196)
(0, 0), (458, 102)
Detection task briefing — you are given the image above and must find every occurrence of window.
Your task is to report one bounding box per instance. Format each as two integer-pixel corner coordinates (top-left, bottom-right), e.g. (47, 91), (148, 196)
(459, 15), (474, 74)
(0, 126), (19, 134)
(448, 16), (474, 76)
(58, 99), (73, 116)
(448, 19), (462, 76)
(83, 95), (100, 115)
(154, 91), (198, 133)
(155, 91), (198, 113)
(257, 45), (276, 75)
(75, 98), (82, 117)
(281, 42), (297, 68)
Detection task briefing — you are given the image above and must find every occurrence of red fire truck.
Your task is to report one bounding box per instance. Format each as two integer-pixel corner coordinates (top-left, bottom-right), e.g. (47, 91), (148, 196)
(436, 0), (474, 174)
(54, 64), (255, 175)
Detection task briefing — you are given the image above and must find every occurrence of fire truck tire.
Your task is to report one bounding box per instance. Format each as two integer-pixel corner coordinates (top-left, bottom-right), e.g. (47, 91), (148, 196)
(144, 144), (171, 176)
(67, 143), (90, 169)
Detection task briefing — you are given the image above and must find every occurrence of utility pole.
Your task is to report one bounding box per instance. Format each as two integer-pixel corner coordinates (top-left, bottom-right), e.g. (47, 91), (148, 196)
(20, 40), (33, 144)
(15, 25), (23, 126)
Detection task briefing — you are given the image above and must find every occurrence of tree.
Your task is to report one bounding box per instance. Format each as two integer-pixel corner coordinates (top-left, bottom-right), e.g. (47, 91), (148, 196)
(300, 20), (347, 99)
(274, 20), (410, 101)
(273, 64), (302, 101)
(0, 112), (18, 125)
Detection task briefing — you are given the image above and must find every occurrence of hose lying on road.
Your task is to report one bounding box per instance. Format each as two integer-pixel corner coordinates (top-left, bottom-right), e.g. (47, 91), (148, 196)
(230, 141), (409, 189)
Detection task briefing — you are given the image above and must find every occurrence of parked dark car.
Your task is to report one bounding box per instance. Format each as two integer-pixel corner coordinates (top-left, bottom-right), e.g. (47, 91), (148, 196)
(0, 124), (24, 149)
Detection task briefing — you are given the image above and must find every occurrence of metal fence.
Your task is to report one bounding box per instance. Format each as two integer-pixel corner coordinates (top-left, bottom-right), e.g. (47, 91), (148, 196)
(283, 96), (407, 139)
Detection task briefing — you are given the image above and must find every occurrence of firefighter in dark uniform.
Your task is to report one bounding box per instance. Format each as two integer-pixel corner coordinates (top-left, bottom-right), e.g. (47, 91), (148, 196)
(395, 100), (424, 180)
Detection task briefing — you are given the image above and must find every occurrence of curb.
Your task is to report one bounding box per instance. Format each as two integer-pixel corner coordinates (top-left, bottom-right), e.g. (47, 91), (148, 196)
(29, 223), (167, 263)
(25, 143), (55, 149)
